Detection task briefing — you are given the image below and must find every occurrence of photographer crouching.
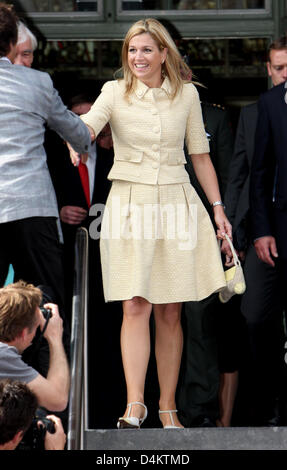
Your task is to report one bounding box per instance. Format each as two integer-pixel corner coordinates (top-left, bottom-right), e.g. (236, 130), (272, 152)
(0, 281), (70, 448)
(0, 379), (66, 450)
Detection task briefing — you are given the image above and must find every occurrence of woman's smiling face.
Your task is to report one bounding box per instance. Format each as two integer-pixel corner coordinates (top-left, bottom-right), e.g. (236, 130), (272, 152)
(127, 32), (167, 88)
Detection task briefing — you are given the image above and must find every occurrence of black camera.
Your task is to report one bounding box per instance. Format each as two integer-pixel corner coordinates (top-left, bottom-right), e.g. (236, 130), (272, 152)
(18, 409), (55, 450)
(39, 306), (52, 338)
(40, 306), (52, 320)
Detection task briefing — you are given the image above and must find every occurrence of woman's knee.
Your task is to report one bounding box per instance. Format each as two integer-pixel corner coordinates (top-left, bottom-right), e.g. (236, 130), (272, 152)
(154, 303), (182, 327)
(123, 296), (152, 319)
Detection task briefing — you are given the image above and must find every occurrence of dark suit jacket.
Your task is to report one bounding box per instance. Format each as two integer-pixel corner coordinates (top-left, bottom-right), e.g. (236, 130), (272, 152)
(201, 102), (234, 197)
(46, 130), (114, 215)
(250, 81), (287, 256)
(224, 103), (258, 250)
(46, 130), (114, 317)
(185, 102), (234, 218)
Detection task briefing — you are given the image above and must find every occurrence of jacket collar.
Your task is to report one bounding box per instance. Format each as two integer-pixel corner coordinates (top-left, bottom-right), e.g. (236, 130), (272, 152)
(0, 57), (12, 65)
(134, 77), (172, 99)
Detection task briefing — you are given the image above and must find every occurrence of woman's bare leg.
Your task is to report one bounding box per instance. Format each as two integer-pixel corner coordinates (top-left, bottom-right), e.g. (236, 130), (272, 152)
(153, 302), (184, 428)
(120, 296), (153, 420)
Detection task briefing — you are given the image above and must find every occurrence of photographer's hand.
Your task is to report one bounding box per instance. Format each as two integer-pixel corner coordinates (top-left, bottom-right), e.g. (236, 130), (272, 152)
(41, 303), (63, 342)
(43, 415), (66, 450)
(29, 303), (70, 412)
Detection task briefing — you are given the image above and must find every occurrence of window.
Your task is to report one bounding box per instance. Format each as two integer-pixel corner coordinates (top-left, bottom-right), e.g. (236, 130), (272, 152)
(119, 0), (266, 11)
(34, 40), (121, 79)
(34, 37), (268, 81)
(221, 0), (265, 7)
(4, 0), (99, 12)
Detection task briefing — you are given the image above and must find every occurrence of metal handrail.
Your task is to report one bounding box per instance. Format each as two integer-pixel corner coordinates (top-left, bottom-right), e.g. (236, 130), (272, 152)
(67, 227), (89, 450)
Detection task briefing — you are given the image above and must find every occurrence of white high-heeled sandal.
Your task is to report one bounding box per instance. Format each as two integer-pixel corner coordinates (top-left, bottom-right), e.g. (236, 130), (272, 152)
(159, 409), (183, 429)
(117, 401), (148, 429)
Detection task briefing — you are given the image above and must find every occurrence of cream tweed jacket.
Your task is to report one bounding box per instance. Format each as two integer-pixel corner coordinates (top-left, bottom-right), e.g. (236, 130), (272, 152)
(81, 77), (209, 185)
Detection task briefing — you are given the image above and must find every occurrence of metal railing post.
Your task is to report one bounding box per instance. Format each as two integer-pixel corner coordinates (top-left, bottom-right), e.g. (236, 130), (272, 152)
(67, 227), (89, 450)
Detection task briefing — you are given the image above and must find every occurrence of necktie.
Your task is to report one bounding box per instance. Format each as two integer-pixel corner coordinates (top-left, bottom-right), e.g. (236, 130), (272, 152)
(78, 161), (90, 207)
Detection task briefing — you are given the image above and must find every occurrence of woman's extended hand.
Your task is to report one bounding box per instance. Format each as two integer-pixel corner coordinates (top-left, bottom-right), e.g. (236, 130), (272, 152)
(213, 205), (232, 241)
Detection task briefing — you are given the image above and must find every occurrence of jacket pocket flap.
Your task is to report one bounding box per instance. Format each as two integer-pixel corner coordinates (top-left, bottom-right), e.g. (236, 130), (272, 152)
(115, 151), (143, 163)
(167, 150), (187, 165)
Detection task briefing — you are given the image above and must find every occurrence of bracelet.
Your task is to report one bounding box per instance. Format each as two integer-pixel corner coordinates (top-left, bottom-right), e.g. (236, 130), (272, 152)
(211, 200), (225, 209)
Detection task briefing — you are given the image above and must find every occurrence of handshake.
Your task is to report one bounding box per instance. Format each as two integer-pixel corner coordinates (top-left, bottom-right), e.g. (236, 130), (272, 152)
(67, 124), (95, 167)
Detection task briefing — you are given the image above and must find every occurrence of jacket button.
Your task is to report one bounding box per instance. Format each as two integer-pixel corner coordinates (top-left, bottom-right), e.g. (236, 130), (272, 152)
(151, 109), (158, 115)
(152, 144), (159, 151)
(153, 126), (160, 133)
(152, 162), (159, 169)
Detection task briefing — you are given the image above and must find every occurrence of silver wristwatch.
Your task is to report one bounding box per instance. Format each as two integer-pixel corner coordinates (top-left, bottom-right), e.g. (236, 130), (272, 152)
(211, 200), (225, 209)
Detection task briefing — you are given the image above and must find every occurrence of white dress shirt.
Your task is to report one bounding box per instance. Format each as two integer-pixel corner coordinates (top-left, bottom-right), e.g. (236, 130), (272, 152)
(86, 141), (97, 200)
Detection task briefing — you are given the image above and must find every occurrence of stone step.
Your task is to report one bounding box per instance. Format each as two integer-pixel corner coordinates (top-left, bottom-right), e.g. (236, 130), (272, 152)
(84, 426), (287, 451)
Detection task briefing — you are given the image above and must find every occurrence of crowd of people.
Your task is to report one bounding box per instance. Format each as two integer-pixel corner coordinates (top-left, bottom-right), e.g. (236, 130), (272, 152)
(1, 1), (287, 449)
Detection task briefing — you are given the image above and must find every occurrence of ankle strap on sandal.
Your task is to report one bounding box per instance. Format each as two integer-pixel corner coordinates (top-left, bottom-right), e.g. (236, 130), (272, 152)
(127, 402), (147, 418)
(159, 409), (178, 414)
(159, 409), (178, 427)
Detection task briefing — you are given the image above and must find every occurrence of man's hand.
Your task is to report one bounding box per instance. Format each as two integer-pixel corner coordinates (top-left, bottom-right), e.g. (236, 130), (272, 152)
(66, 142), (89, 166)
(60, 206), (88, 225)
(43, 415), (66, 450)
(254, 235), (278, 267)
(40, 303), (63, 343)
(31, 303), (69, 412)
(66, 124), (94, 165)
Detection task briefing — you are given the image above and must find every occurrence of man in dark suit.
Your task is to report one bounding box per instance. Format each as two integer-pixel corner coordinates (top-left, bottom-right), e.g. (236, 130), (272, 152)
(47, 93), (114, 324)
(187, 101), (233, 203)
(223, 36), (287, 425)
(177, 101), (236, 428)
(250, 80), (287, 267)
(250, 80), (287, 283)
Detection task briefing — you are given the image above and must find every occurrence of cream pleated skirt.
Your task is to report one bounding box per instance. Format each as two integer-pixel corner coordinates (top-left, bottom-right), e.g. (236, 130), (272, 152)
(100, 180), (226, 304)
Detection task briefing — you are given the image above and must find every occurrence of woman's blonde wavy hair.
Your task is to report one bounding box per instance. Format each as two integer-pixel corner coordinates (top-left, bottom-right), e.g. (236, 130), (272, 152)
(117, 18), (192, 100)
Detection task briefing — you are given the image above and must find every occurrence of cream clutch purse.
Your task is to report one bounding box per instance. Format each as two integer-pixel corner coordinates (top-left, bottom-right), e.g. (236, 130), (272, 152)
(219, 234), (246, 303)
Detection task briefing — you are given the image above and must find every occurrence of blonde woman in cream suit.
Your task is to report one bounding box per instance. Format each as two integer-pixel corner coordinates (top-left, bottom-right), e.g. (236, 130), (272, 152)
(71, 18), (232, 429)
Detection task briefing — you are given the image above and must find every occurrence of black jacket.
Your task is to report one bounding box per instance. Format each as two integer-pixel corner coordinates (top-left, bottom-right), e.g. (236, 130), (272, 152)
(224, 102), (258, 250)
(250, 81), (287, 249)
(46, 129), (114, 216)
(185, 102), (234, 217)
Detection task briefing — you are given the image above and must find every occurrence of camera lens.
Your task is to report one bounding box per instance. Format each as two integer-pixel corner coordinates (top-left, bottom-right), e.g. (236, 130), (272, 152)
(40, 307), (52, 320)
